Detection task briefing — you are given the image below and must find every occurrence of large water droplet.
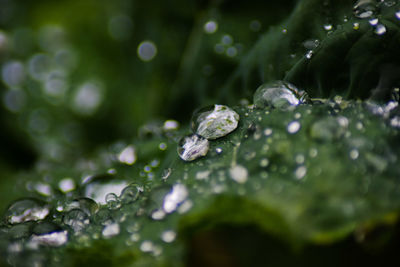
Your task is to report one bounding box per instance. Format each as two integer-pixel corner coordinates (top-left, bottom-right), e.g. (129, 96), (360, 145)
(177, 134), (209, 161)
(191, 104), (239, 140)
(253, 81), (308, 109)
(65, 197), (99, 216)
(5, 198), (50, 225)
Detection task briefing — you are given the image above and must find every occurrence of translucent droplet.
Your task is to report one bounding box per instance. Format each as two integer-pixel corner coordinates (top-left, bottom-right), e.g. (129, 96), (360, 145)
(5, 198), (50, 224)
(83, 174), (128, 204)
(204, 20), (218, 34)
(177, 134), (209, 161)
(295, 166), (307, 179)
(63, 209), (90, 232)
(287, 121), (301, 134)
(196, 170), (210, 180)
(374, 24), (387, 35)
(58, 178), (76, 193)
(28, 53), (51, 81)
(3, 89), (26, 113)
(163, 184), (188, 213)
(396, 11), (400, 19)
(350, 149), (359, 160)
(249, 20), (261, 32)
(65, 197), (99, 216)
(305, 50), (313, 59)
(120, 184), (140, 204)
(118, 145), (137, 165)
(216, 147), (223, 154)
(221, 35), (233, 45)
(102, 223), (120, 238)
(71, 81), (103, 116)
(161, 168), (172, 180)
(229, 165), (248, 184)
(163, 120), (179, 131)
(2, 61), (25, 87)
(254, 81), (308, 109)
(161, 230), (176, 243)
(34, 182), (52, 197)
(137, 41), (157, 62)
(140, 240), (154, 252)
(29, 222), (67, 247)
(106, 193), (121, 210)
(369, 18), (378, 25)
(390, 116), (400, 128)
(323, 24), (333, 31)
(353, 0), (376, 18)
(303, 39), (319, 50)
(191, 104), (239, 140)
(353, 22), (360, 30)
(260, 158), (269, 167)
(310, 116), (348, 141)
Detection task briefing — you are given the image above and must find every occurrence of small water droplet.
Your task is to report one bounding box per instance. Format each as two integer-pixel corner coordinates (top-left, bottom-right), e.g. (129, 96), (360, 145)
(253, 81), (308, 109)
(374, 24), (387, 35)
(287, 121), (301, 134)
(163, 120), (179, 131)
(63, 209), (90, 232)
(83, 174), (128, 204)
(106, 193), (121, 210)
(177, 134), (209, 161)
(163, 184), (189, 213)
(118, 145), (137, 165)
(215, 147), (223, 154)
(310, 116), (348, 141)
(390, 116), (400, 128)
(295, 166), (307, 179)
(264, 128), (273, 136)
(229, 165), (248, 184)
(353, 22), (360, 30)
(350, 149), (360, 160)
(5, 198), (50, 224)
(120, 184), (140, 204)
(161, 168), (172, 180)
(137, 41), (157, 62)
(65, 197), (99, 216)
(196, 170), (211, 180)
(260, 158), (269, 167)
(323, 24), (333, 31)
(396, 11), (400, 19)
(204, 20), (218, 34)
(369, 18), (379, 25)
(59, 178), (76, 193)
(192, 104), (239, 140)
(102, 223), (120, 238)
(161, 230), (176, 243)
(305, 50), (313, 59)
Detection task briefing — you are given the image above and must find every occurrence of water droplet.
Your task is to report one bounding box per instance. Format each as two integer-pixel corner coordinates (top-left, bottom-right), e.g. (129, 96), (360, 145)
(215, 147), (223, 154)
(140, 240), (154, 253)
(310, 116), (348, 141)
(229, 165), (248, 184)
(369, 18), (379, 25)
(177, 134), (209, 161)
(137, 41), (157, 62)
(163, 120), (179, 131)
(374, 24), (387, 35)
(264, 128), (273, 136)
(250, 20), (261, 31)
(59, 178), (76, 193)
(323, 24), (333, 31)
(253, 81), (308, 109)
(390, 116), (400, 128)
(63, 209), (90, 232)
(2, 61), (25, 87)
(305, 50), (313, 59)
(260, 158), (269, 167)
(5, 198), (50, 224)
(295, 166), (307, 179)
(65, 197), (99, 216)
(163, 184), (188, 213)
(196, 170), (210, 180)
(221, 35), (233, 45)
(353, 22), (360, 30)
(204, 20), (218, 34)
(71, 81), (103, 116)
(83, 174), (128, 204)
(161, 230), (176, 243)
(350, 149), (360, 160)
(29, 222), (68, 247)
(120, 184), (140, 204)
(396, 11), (400, 19)
(102, 223), (120, 238)
(226, 46), (238, 57)
(353, 0), (376, 18)
(161, 168), (172, 180)
(106, 193), (121, 210)
(159, 142), (167, 150)
(303, 39), (319, 50)
(34, 182), (52, 197)
(287, 121), (301, 134)
(28, 53), (51, 81)
(191, 104), (239, 140)
(118, 145), (137, 165)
